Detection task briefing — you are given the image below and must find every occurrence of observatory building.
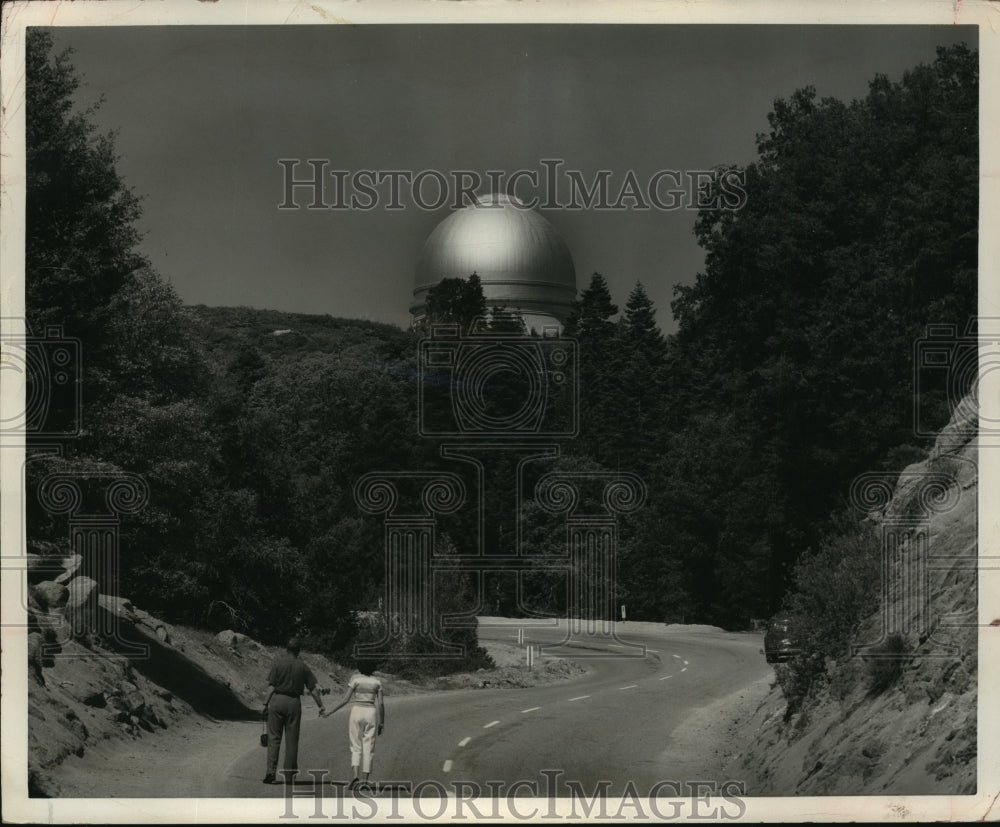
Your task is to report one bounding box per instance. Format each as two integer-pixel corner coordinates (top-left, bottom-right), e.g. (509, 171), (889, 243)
(411, 193), (577, 333)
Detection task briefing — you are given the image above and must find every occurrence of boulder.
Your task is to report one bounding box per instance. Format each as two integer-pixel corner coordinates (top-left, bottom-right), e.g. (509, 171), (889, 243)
(124, 690), (147, 714)
(34, 580), (69, 611)
(102, 595), (135, 615)
(216, 630), (261, 651)
(54, 554), (83, 584)
(99, 595), (173, 645)
(64, 576), (99, 638)
(26, 553), (62, 584)
(216, 630), (239, 648)
(28, 606), (72, 647)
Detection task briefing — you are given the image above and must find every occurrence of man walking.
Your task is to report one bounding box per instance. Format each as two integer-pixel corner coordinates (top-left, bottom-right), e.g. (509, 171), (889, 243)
(262, 637), (325, 784)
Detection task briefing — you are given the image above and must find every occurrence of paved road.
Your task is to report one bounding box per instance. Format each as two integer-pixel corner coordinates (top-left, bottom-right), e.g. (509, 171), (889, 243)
(222, 621), (769, 799)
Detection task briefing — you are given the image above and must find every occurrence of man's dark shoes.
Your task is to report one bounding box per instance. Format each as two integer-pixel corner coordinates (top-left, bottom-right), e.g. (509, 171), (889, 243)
(348, 778), (359, 791)
(263, 773), (276, 784)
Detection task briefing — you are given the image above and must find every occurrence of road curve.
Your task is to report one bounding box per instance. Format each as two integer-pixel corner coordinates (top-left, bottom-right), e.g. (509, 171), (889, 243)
(223, 621), (769, 799)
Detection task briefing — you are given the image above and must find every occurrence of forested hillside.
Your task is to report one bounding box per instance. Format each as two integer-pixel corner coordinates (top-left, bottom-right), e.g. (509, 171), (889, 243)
(24, 29), (977, 670)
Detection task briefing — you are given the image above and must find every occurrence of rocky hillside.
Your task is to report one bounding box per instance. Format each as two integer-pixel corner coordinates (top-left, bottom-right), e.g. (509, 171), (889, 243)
(25, 557), (350, 797)
(733, 393), (978, 794)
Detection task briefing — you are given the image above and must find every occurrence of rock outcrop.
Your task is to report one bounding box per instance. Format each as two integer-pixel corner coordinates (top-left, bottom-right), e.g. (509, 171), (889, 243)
(96, 597), (263, 719)
(24, 553), (284, 795)
(23, 551), (265, 718)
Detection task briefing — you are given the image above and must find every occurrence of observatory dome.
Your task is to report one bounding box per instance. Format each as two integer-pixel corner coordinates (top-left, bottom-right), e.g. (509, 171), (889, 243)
(411, 193), (577, 333)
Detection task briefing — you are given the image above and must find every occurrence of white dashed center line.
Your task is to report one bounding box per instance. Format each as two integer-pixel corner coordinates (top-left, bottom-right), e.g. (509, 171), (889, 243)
(484, 720), (500, 728)
(672, 654), (682, 659)
(442, 760), (453, 773)
(521, 707), (540, 713)
(683, 660), (689, 665)
(568, 695), (590, 702)
(681, 667), (688, 672)
(659, 675), (673, 681)
(619, 684), (638, 690)
(458, 737), (471, 747)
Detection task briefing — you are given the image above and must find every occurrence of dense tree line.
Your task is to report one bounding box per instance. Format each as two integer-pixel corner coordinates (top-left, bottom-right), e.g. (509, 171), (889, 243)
(612, 43), (978, 626)
(25, 31), (977, 659)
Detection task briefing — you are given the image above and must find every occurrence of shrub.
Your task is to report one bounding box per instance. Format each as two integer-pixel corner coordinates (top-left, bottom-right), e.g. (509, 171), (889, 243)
(773, 514), (882, 715)
(351, 615), (494, 680)
(785, 516), (882, 662)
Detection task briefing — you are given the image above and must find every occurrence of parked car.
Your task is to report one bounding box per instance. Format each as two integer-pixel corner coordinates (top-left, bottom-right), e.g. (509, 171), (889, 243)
(763, 614), (802, 664)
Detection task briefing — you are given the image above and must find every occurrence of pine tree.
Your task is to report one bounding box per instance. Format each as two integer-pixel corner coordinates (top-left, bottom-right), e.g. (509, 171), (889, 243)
(564, 272), (618, 341)
(618, 282), (668, 468)
(563, 273), (623, 467)
(623, 282), (662, 347)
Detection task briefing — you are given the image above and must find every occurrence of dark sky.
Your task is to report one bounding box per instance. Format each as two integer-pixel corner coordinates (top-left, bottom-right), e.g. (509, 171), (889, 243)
(51, 24), (975, 334)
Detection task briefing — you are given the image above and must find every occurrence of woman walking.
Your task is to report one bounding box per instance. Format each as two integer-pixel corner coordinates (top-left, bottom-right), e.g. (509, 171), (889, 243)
(322, 662), (384, 790)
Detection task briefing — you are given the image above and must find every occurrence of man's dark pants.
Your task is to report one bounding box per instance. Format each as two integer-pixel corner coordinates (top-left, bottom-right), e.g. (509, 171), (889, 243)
(266, 694), (302, 775)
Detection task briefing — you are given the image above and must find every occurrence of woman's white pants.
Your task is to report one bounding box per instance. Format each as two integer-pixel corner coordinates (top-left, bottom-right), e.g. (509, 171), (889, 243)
(349, 705), (378, 773)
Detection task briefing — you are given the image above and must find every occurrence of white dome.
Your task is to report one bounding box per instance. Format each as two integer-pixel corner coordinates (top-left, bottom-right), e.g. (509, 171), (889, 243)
(411, 193), (577, 331)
